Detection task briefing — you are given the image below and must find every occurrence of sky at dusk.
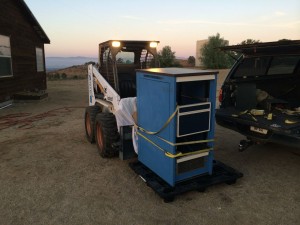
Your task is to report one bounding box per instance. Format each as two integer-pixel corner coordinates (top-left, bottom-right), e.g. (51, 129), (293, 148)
(25, 0), (300, 58)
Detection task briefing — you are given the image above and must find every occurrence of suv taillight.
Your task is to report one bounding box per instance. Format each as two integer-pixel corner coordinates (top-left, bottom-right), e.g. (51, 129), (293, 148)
(218, 88), (223, 102)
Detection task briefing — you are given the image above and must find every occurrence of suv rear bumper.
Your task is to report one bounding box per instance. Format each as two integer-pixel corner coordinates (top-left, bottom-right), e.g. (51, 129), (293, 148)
(216, 109), (300, 148)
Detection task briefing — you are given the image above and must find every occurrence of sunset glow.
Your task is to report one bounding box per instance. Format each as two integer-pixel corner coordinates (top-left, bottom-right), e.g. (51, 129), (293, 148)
(25, 0), (300, 58)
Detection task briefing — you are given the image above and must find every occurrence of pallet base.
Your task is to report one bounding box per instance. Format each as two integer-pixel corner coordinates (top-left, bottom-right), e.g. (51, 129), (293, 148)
(129, 160), (243, 202)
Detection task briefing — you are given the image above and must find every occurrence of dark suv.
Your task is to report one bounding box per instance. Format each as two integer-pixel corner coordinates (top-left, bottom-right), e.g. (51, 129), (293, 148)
(216, 40), (300, 149)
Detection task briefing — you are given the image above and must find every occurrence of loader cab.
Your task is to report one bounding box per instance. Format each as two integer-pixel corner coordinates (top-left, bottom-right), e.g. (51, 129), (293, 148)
(98, 40), (159, 98)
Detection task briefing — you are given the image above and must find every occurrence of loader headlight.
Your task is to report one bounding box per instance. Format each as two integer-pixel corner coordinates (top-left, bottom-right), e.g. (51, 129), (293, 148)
(150, 42), (158, 48)
(112, 41), (121, 48)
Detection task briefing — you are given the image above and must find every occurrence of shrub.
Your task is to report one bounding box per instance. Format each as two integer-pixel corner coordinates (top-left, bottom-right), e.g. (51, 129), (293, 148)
(47, 74), (53, 80)
(61, 73), (67, 79)
(53, 73), (60, 79)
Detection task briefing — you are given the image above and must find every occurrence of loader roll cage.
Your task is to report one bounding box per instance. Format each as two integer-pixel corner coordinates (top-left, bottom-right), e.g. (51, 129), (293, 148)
(98, 40), (159, 99)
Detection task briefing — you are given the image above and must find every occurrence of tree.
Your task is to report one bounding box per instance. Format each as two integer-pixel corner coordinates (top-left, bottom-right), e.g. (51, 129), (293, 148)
(278, 39), (291, 42)
(117, 58), (124, 64)
(85, 61), (95, 66)
(239, 39), (260, 45)
(200, 33), (234, 69)
(229, 39), (261, 59)
(187, 56), (195, 66)
(158, 46), (180, 67)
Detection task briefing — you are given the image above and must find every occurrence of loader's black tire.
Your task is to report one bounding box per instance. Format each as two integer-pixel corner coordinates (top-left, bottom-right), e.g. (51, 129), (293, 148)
(94, 113), (119, 158)
(85, 105), (101, 143)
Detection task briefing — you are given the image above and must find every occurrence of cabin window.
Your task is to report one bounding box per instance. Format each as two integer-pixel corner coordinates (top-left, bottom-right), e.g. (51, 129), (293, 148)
(36, 47), (44, 72)
(116, 52), (135, 64)
(0, 34), (13, 77)
(267, 55), (300, 75)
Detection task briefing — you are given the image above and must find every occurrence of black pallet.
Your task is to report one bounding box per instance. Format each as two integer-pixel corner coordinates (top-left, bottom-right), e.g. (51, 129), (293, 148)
(129, 160), (243, 202)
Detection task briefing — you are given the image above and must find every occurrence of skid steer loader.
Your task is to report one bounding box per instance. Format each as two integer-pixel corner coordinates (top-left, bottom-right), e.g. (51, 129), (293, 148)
(85, 40), (159, 158)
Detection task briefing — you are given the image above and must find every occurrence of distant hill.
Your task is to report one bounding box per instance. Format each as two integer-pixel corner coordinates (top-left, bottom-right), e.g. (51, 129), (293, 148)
(46, 57), (97, 71)
(47, 64), (88, 79)
(46, 56), (193, 79)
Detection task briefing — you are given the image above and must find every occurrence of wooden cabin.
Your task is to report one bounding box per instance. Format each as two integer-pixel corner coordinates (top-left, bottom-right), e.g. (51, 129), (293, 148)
(0, 0), (50, 107)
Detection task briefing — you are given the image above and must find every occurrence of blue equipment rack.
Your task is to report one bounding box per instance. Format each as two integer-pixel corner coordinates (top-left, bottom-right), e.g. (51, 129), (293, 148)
(136, 68), (218, 187)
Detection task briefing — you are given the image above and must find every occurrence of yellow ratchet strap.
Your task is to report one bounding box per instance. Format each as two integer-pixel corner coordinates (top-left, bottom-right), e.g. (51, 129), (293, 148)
(135, 105), (214, 158)
(134, 105), (214, 145)
(232, 110), (257, 122)
(165, 148), (213, 158)
(137, 131), (165, 153)
(136, 106), (179, 135)
(155, 135), (214, 146)
(137, 131), (213, 159)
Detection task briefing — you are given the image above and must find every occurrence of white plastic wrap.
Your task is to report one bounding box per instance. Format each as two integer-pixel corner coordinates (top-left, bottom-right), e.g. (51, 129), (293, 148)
(114, 97), (136, 127)
(132, 127), (138, 154)
(114, 97), (138, 153)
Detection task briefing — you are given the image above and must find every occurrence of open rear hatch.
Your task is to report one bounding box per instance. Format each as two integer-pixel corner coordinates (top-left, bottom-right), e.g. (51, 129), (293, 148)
(219, 40), (300, 55)
(216, 40), (300, 146)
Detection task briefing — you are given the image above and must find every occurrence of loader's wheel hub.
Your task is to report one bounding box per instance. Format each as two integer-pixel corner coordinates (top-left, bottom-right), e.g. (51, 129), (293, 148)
(96, 123), (104, 151)
(85, 114), (92, 136)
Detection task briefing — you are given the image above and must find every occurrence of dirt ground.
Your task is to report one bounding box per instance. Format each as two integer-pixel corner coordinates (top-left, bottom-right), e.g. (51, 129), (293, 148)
(0, 77), (299, 225)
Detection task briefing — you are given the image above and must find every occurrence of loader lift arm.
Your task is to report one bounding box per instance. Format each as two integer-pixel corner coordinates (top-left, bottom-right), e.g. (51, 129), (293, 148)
(88, 64), (120, 112)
